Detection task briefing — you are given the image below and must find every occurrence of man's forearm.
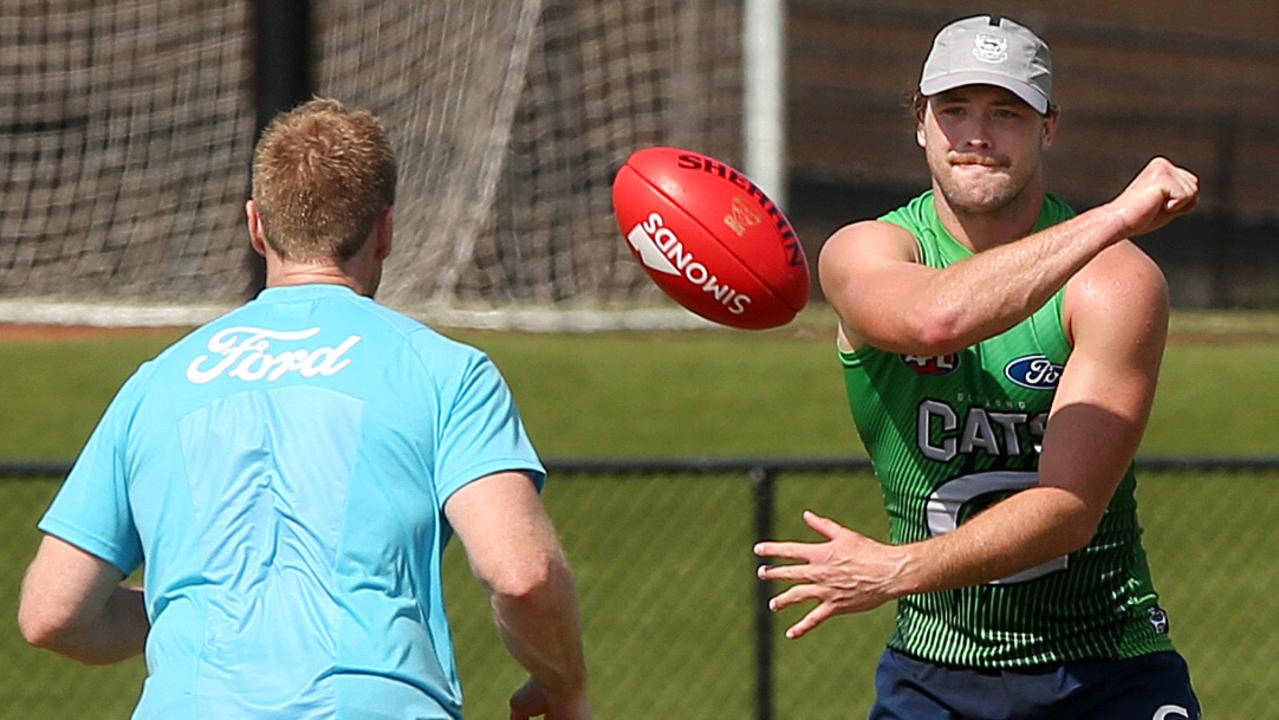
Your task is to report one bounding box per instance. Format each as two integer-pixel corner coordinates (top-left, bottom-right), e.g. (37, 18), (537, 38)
(43, 584), (149, 665)
(492, 558), (588, 700)
(914, 204), (1128, 352)
(890, 486), (1093, 598)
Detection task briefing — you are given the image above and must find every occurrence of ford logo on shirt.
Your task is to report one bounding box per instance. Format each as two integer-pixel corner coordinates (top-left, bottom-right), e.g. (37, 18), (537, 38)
(1004, 355), (1063, 390)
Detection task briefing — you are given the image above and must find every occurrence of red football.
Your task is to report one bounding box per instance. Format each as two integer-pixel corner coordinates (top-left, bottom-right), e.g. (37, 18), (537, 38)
(612, 146), (809, 330)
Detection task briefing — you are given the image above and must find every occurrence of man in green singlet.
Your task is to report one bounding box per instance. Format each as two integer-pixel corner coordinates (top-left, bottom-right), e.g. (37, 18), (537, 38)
(754, 15), (1201, 719)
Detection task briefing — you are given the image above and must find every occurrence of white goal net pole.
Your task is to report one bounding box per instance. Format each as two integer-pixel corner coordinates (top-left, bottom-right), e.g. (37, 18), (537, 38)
(742, 0), (787, 210)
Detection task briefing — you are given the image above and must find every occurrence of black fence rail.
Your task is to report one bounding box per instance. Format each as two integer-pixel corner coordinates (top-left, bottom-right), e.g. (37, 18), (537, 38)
(3, 456), (1277, 719)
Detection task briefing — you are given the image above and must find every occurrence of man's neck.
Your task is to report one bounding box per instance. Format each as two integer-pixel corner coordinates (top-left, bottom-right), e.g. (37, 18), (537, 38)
(931, 182), (1046, 253)
(264, 261), (368, 296)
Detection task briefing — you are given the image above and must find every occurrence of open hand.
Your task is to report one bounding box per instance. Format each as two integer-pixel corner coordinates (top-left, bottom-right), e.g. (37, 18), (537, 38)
(753, 511), (908, 639)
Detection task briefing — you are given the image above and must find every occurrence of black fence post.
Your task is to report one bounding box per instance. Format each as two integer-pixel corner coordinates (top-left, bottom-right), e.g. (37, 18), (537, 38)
(246, 0), (314, 296)
(751, 465), (776, 720)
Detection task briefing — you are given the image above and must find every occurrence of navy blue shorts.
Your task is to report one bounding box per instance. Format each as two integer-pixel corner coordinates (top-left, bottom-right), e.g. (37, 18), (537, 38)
(869, 648), (1201, 720)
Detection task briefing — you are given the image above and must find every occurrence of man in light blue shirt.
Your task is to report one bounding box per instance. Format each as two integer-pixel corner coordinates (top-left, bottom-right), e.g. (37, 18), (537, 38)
(19, 99), (590, 720)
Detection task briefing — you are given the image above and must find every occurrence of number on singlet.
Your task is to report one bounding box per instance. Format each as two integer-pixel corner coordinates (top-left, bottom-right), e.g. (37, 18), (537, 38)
(925, 470), (1068, 584)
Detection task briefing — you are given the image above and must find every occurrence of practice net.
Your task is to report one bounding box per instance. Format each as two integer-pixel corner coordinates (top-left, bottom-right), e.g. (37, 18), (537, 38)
(0, 0), (744, 330)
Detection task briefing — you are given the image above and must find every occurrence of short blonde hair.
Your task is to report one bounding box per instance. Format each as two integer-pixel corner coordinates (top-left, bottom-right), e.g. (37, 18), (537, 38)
(251, 98), (397, 261)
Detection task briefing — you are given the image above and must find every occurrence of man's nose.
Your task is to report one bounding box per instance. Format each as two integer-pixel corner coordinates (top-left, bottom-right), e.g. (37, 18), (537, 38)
(961, 118), (993, 148)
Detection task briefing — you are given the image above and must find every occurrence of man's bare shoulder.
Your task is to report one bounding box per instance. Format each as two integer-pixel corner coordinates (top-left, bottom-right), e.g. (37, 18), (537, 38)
(819, 220), (919, 269)
(1064, 240), (1169, 340)
(1069, 240), (1167, 302)
(820, 220), (926, 352)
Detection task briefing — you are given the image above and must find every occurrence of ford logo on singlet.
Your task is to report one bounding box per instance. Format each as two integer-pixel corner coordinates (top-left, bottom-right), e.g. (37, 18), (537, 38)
(1003, 355), (1063, 390)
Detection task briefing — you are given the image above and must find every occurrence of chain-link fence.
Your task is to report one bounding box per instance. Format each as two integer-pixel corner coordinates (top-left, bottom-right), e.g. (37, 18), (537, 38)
(2, 459), (1275, 718)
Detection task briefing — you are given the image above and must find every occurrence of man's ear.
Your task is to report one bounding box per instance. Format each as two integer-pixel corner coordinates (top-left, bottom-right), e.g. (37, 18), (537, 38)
(374, 206), (394, 261)
(1041, 108), (1059, 150)
(246, 200), (268, 257)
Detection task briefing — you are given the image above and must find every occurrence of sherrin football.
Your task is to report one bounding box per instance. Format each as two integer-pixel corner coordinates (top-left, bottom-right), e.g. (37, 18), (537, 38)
(612, 146), (809, 330)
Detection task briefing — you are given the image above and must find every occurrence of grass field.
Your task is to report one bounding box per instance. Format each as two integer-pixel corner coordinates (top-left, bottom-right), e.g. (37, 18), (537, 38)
(0, 310), (1276, 718)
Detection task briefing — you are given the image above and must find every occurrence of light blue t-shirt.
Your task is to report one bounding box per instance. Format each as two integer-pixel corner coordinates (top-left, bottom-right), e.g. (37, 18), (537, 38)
(39, 284), (546, 719)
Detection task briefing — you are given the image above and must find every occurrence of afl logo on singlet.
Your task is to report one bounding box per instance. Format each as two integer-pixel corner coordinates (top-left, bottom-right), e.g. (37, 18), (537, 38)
(1004, 355), (1063, 390)
(901, 353), (959, 376)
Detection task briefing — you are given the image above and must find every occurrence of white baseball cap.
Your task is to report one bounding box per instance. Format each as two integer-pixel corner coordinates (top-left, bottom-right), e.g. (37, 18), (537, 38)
(919, 15), (1053, 114)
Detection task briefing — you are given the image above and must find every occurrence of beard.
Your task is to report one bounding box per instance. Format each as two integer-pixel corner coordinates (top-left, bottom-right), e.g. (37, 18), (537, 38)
(928, 152), (1037, 215)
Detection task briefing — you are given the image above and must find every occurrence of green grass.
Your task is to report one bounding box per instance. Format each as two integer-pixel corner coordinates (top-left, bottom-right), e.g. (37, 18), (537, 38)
(5, 316), (1276, 460)
(0, 333), (185, 458)
(0, 312), (1275, 717)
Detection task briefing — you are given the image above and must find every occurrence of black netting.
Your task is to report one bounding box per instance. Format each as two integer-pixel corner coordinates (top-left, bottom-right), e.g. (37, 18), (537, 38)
(0, 1), (255, 303)
(4, 467), (1273, 718)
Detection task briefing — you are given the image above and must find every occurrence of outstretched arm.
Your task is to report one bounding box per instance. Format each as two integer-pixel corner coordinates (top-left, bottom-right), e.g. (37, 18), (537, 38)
(445, 472), (590, 720)
(758, 242), (1171, 638)
(18, 535), (149, 664)
(822, 157), (1195, 356)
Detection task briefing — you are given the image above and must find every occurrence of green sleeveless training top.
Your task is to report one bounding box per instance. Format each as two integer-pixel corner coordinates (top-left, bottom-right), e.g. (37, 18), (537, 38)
(841, 191), (1174, 667)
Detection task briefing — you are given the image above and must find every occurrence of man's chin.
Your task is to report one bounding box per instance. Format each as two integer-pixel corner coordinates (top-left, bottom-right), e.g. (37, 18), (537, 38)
(943, 189), (1016, 214)
(944, 173), (1026, 210)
